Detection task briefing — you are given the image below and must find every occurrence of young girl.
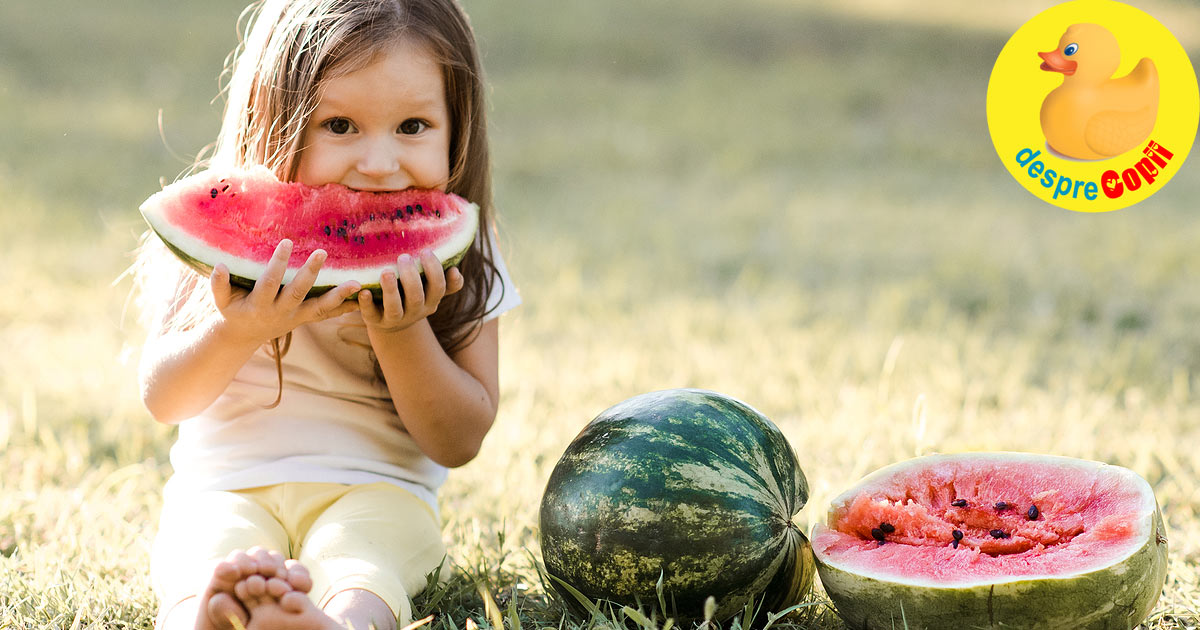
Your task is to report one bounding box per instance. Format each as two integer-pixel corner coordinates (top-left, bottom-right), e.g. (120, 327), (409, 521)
(134, 1), (519, 628)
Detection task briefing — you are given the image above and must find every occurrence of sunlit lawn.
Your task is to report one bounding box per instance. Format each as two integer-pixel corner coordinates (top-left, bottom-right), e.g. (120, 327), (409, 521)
(2, 0), (1198, 627)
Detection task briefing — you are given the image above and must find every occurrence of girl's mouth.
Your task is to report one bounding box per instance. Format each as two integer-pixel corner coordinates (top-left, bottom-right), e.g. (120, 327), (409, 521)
(346, 186), (417, 193)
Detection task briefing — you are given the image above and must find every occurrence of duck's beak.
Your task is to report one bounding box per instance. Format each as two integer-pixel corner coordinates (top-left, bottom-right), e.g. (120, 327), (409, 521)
(1039, 50), (1077, 75)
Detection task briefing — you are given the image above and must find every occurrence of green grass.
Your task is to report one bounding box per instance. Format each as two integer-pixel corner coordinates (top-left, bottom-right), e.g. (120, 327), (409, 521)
(2, 0), (1199, 627)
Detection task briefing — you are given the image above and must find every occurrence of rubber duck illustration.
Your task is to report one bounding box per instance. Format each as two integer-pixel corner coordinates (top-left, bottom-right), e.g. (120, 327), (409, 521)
(1038, 23), (1158, 160)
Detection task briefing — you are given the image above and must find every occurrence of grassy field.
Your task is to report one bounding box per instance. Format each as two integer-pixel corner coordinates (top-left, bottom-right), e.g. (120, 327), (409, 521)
(2, 0), (1199, 627)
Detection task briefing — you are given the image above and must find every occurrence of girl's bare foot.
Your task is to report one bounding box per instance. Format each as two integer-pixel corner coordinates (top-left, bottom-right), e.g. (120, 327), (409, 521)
(194, 547), (290, 630)
(236, 577), (343, 630)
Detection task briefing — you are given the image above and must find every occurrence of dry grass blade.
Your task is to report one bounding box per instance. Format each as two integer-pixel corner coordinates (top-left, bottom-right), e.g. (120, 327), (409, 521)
(478, 582), (506, 630)
(402, 615), (435, 630)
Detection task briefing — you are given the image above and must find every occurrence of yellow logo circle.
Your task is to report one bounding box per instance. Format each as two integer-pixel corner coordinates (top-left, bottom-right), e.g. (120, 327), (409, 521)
(987, 0), (1198, 212)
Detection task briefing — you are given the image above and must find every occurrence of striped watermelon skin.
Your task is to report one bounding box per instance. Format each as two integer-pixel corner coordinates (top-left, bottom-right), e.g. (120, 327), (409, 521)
(539, 389), (815, 623)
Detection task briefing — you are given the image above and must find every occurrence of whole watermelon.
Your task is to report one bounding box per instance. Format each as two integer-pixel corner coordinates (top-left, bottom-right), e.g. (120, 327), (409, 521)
(539, 389), (815, 623)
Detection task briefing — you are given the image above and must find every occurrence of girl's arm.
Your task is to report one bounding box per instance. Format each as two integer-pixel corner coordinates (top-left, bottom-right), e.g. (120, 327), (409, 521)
(358, 250), (498, 468)
(367, 318), (497, 468)
(140, 241), (362, 424)
(140, 313), (266, 425)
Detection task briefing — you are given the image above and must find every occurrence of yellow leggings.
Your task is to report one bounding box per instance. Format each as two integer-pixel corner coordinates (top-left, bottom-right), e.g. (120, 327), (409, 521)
(151, 482), (446, 626)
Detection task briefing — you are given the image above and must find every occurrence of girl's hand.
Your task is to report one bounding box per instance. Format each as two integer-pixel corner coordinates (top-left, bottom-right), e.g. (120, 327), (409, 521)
(211, 239), (363, 344)
(358, 249), (464, 334)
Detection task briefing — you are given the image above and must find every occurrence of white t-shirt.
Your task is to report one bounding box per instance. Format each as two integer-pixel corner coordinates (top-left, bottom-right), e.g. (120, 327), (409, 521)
(163, 246), (520, 514)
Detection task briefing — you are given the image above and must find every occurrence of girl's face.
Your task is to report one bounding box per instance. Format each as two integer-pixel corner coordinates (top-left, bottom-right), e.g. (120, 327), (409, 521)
(296, 38), (450, 192)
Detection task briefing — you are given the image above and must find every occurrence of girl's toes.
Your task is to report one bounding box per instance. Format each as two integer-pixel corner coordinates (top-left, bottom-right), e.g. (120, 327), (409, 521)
(279, 591), (312, 614)
(247, 546), (287, 579)
(266, 576), (293, 598)
(210, 560), (243, 589)
(234, 574), (270, 604)
(282, 559), (313, 593)
(224, 549), (258, 577)
(207, 592), (249, 630)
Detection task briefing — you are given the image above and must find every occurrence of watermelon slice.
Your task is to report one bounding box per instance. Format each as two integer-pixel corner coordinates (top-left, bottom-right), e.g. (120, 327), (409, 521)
(812, 452), (1167, 630)
(139, 166), (479, 297)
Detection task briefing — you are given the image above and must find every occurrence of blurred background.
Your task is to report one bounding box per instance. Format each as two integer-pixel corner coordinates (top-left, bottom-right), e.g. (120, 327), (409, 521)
(1, 0), (1198, 626)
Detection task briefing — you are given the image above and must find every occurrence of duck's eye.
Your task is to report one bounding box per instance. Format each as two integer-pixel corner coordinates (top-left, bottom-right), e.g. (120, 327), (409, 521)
(1064, 43), (1079, 56)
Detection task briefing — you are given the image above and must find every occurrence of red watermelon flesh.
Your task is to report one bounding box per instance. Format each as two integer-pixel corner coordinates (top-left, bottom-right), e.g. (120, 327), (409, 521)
(139, 166), (479, 294)
(812, 453), (1155, 584)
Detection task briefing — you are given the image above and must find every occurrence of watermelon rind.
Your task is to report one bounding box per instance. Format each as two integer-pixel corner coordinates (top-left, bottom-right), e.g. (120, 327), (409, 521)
(155, 225), (475, 301)
(539, 388), (816, 624)
(812, 452), (1168, 630)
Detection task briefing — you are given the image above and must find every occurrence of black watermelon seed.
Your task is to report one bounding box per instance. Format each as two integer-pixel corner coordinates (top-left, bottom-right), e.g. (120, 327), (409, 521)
(952, 539), (959, 549)
(337, 227), (347, 240)
(1027, 505), (1039, 520)
(406, 205), (413, 214)
(952, 529), (964, 541)
(221, 184), (230, 192)
(415, 204), (422, 213)
(994, 502), (1010, 511)
(870, 528), (886, 543)
(324, 225), (331, 236)
(989, 529), (1010, 539)
(210, 188), (219, 198)
(369, 213), (375, 221)
(879, 522), (895, 534)
(951, 499), (968, 507)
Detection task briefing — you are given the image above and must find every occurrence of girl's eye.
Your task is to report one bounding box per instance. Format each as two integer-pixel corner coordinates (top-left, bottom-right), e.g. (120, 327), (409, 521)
(398, 119), (427, 135)
(1064, 43), (1078, 56)
(323, 118), (354, 134)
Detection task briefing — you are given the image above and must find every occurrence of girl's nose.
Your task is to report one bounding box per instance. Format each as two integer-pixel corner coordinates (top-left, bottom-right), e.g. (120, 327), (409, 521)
(356, 137), (401, 178)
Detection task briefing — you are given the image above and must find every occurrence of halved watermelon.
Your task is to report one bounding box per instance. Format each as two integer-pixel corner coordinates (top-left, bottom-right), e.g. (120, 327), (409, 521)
(139, 166), (479, 297)
(812, 452), (1168, 630)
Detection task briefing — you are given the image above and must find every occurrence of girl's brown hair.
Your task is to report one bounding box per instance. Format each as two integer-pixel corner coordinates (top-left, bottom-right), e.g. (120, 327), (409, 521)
(136, 0), (502, 359)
